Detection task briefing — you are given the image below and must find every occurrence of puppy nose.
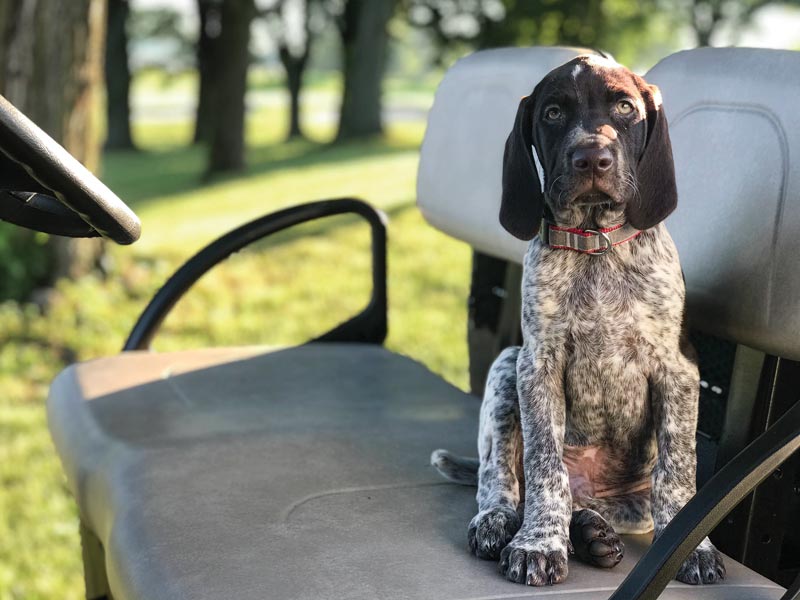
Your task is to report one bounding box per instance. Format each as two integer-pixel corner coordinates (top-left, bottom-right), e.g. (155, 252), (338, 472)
(572, 147), (614, 174)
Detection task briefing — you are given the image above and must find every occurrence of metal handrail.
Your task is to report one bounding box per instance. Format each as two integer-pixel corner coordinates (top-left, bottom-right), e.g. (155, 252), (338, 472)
(124, 198), (387, 351)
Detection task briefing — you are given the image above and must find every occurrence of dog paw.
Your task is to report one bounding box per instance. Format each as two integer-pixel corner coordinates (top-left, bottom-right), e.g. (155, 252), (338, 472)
(676, 540), (725, 585)
(569, 509), (624, 569)
(467, 506), (520, 560)
(498, 537), (569, 586)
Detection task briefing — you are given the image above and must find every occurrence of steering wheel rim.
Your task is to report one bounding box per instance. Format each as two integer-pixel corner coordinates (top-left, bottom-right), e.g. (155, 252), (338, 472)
(0, 93), (140, 245)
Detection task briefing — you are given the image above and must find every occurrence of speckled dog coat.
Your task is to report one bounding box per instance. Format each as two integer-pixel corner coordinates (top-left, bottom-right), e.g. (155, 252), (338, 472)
(432, 55), (725, 588)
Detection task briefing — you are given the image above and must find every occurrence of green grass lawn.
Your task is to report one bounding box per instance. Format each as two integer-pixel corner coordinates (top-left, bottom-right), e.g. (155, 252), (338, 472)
(0, 102), (473, 599)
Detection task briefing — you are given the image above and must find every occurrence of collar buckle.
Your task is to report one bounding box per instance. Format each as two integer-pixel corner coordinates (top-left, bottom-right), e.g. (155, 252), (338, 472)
(538, 220), (641, 255)
(584, 229), (612, 255)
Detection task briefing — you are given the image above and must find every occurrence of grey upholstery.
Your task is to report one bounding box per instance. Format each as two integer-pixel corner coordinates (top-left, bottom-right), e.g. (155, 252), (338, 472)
(48, 345), (784, 599)
(648, 48), (800, 360)
(418, 46), (800, 360)
(418, 47), (594, 262)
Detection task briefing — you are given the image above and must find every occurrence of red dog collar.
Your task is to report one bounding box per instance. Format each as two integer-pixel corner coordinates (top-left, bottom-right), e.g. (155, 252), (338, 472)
(539, 220), (642, 255)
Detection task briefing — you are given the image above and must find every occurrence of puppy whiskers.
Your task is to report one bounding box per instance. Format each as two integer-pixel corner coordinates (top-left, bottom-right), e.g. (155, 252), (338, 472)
(548, 175), (564, 199)
(622, 170), (641, 208)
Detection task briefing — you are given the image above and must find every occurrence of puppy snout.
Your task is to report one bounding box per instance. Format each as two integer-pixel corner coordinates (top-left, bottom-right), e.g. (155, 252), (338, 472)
(571, 147), (614, 175)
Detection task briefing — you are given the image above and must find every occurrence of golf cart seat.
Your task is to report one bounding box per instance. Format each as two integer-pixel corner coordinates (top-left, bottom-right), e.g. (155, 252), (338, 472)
(47, 47), (800, 600)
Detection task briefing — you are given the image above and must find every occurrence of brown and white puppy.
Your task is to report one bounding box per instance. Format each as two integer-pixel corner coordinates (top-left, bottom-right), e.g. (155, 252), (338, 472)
(500, 53), (676, 237)
(432, 55), (725, 587)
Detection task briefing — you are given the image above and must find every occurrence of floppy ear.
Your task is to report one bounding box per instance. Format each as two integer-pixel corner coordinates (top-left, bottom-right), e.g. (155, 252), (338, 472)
(500, 96), (544, 240)
(628, 83), (678, 230)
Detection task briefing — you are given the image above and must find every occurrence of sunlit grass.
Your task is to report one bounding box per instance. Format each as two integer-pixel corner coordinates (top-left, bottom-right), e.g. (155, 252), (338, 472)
(0, 85), (472, 599)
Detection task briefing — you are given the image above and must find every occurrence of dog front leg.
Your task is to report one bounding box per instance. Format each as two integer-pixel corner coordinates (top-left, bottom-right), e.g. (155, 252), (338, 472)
(651, 356), (725, 585)
(468, 347), (524, 560)
(498, 344), (571, 586)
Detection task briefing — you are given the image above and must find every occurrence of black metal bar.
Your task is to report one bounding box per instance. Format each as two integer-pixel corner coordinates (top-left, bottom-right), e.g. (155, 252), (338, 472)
(123, 198), (387, 351)
(711, 356), (800, 585)
(608, 397), (800, 600)
(710, 355), (780, 562)
(781, 572), (800, 600)
(741, 358), (800, 583)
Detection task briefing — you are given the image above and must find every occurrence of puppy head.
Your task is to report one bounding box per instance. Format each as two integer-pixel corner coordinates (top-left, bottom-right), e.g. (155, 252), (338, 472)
(500, 55), (677, 240)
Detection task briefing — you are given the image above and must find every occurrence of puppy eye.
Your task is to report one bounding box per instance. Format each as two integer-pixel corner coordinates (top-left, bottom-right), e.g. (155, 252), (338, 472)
(616, 100), (635, 115)
(544, 105), (562, 121)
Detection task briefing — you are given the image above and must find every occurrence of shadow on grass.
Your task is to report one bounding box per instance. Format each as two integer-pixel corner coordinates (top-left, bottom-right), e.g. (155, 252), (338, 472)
(137, 200), (418, 272)
(103, 137), (420, 209)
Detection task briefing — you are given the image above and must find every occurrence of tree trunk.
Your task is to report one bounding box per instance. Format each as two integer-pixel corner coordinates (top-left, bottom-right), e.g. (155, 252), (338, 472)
(105, 0), (136, 150)
(0, 0), (106, 299)
(206, 0), (254, 174)
(691, 0), (722, 47)
(695, 28), (712, 46)
(193, 0), (221, 144)
(335, 0), (395, 142)
(279, 44), (308, 140)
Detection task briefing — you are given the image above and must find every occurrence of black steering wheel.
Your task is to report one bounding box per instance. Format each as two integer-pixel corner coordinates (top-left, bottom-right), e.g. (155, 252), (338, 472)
(0, 94), (140, 244)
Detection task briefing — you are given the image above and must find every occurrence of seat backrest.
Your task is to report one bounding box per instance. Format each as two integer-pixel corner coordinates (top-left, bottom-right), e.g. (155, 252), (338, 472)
(647, 48), (800, 361)
(417, 47), (594, 262)
(417, 46), (800, 361)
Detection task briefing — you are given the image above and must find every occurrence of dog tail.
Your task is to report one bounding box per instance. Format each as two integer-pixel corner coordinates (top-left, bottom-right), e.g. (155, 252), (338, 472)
(430, 449), (479, 486)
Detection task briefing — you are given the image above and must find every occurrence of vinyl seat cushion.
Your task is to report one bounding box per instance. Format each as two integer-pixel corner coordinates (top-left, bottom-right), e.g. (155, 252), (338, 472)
(47, 344), (785, 599)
